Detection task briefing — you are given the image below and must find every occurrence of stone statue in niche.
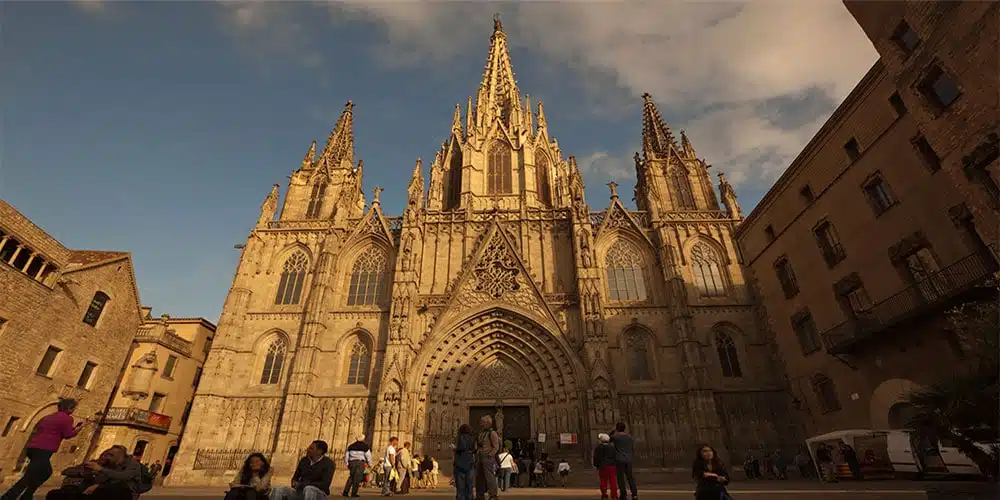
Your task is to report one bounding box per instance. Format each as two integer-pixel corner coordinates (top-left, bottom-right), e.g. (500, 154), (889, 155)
(579, 233), (592, 268)
(401, 235), (413, 271)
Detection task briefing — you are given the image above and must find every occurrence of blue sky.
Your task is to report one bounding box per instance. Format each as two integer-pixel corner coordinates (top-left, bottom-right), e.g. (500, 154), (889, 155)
(1, 1), (877, 321)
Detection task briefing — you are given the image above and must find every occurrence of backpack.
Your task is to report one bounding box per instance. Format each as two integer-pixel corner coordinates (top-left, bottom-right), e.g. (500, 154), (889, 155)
(136, 463), (155, 494)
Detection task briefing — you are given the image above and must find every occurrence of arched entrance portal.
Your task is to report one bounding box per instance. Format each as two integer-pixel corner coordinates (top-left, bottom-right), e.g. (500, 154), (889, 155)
(412, 308), (586, 458)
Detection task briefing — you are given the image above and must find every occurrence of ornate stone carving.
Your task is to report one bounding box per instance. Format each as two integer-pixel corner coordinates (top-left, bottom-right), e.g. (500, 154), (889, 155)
(472, 359), (530, 400)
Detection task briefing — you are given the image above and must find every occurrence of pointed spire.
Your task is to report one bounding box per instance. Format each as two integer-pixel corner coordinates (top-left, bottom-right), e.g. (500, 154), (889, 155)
(680, 130), (696, 158)
(524, 95), (534, 132)
(320, 100), (355, 168)
(475, 14), (522, 132)
(466, 96), (474, 138)
(301, 140), (316, 170)
(537, 100), (547, 130)
(452, 104), (463, 137)
(641, 93), (677, 158)
(408, 157), (425, 198)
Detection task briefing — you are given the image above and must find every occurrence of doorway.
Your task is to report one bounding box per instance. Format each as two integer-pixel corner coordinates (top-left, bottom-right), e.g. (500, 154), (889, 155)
(469, 406), (531, 458)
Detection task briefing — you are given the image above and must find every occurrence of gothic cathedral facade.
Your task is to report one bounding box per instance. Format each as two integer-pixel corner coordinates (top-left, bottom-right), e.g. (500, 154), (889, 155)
(167, 18), (798, 484)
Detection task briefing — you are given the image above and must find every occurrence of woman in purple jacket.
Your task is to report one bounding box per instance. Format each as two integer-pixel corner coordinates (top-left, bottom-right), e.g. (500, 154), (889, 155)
(2, 399), (85, 500)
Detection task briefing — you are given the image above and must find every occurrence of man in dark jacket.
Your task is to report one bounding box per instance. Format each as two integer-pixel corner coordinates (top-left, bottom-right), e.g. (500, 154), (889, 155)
(593, 433), (618, 500)
(342, 435), (373, 498)
(272, 440), (335, 500)
(611, 422), (637, 500)
(46, 445), (141, 500)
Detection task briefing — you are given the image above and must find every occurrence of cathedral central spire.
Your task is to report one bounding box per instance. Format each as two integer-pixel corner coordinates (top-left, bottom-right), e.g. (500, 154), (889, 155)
(320, 101), (355, 169)
(641, 93), (678, 158)
(475, 14), (522, 132)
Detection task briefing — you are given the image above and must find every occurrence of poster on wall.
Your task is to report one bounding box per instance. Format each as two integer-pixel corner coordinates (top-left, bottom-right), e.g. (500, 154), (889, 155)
(538, 433), (546, 443)
(559, 433), (577, 445)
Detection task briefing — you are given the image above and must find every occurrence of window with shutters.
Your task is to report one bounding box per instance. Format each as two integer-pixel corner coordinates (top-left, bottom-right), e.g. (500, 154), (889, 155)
(812, 374), (841, 413)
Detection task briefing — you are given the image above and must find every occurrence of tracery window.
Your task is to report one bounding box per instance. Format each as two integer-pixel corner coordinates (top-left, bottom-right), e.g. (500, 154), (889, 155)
(275, 251), (308, 305)
(812, 373), (841, 412)
(691, 243), (727, 297)
(487, 142), (513, 194)
(347, 247), (387, 306)
(605, 240), (647, 302)
(346, 339), (371, 385)
(260, 338), (286, 385)
(624, 329), (654, 381)
(715, 330), (743, 378)
(306, 181), (327, 218)
(535, 151), (551, 206)
(671, 168), (697, 209)
(82, 291), (110, 326)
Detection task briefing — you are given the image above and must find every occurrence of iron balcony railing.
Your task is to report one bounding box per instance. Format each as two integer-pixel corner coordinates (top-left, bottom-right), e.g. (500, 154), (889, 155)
(103, 407), (172, 432)
(135, 327), (193, 356)
(822, 251), (998, 354)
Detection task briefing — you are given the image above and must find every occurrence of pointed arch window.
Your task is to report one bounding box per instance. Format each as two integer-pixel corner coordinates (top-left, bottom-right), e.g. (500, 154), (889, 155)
(346, 339), (371, 385)
(624, 329), (654, 381)
(691, 243), (727, 297)
(82, 291), (110, 326)
(715, 330), (743, 378)
(535, 151), (552, 206)
(671, 168), (697, 209)
(275, 251), (308, 305)
(447, 149), (463, 209)
(347, 247), (387, 306)
(487, 142), (513, 194)
(605, 240), (647, 302)
(260, 338), (286, 385)
(306, 181), (327, 218)
(812, 373), (841, 412)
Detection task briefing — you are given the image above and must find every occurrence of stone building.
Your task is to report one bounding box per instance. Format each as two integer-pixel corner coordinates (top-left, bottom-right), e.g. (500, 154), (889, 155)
(845, 0), (999, 255)
(90, 309), (215, 479)
(0, 200), (143, 485)
(167, 17), (798, 485)
(734, 59), (998, 438)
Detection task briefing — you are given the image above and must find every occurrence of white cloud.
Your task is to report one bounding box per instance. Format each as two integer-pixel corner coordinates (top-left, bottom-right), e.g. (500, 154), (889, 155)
(221, 0), (879, 195)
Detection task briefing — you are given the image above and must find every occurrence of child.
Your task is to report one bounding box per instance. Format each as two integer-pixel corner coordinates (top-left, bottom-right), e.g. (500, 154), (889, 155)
(557, 458), (570, 487)
(593, 433), (618, 500)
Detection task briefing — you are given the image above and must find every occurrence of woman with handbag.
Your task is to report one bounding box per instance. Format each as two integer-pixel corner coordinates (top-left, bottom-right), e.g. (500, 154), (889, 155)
(692, 444), (732, 500)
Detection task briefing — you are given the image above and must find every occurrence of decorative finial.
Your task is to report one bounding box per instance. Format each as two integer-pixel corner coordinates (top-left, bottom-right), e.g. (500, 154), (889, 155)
(372, 186), (383, 204)
(607, 181), (619, 199)
(641, 92), (652, 101)
(494, 13), (502, 31)
(718, 171), (727, 182)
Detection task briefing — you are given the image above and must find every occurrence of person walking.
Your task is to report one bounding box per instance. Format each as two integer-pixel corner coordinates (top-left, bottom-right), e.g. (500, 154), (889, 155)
(395, 442), (412, 494)
(343, 434), (373, 498)
(610, 422), (637, 500)
(2, 398), (85, 500)
(692, 444), (731, 500)
(474, 415), (500, 500)
(593, 433), (618, 500)
(381, 437), (398, 497)
(453, 424), (476, 500)
(496, 447), (514, 492)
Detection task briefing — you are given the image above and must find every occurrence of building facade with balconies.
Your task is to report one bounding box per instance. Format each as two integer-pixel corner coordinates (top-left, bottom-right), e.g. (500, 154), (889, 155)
(735, 60), (998, 437)
(0, 200), (143, 486)
(90, 309), (215, 478)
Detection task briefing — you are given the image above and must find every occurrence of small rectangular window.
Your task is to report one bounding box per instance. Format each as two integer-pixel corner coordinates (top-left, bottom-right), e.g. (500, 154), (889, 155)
(814, 221), (847, 267)
(799, 185), (815, 204)
(840, 284), (874, 317)
(792, 312), (822, 355)
(774, 258), (799, 299)
(76, 361), (97, 389)
(2, 416), (20, 437)
(863, 175), (897, 215)
(919, 65), (961, 109)
(150, 393), (166, 413)
(912, 135), (941, 172)
(889, 92), (907, 117)
(36, 346), (62, 377)
(844, 138), (861, 162)
(764, 225), (776, 242)
(891, 21), (921, 54)
(163, 355), (178, 379)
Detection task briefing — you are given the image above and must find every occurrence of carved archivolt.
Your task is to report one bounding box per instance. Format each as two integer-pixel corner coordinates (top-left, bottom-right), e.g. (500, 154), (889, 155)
(470, 358), (531, 400)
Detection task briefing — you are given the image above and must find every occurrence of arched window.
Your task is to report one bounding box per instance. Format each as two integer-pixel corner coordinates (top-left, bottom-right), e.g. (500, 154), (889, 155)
(82, 291), (110, 326)
(346, 339), (371, 385)
(691, 243), (727, 297)
(260, 338), (286, 385)
(275, 251), (308, 305)
(305, 181), (327, 218)
(605, 240), (647, 302)
(347, 247), (387, 306)
(624, 329), (654, 381)
(811, 374), (841, 412)
(447, 148), (463, 209)
(715, 330), (743, 378)
(671, 168), (696, 209)
(535, 151), (551, 206)
(487, 142), (513, 194)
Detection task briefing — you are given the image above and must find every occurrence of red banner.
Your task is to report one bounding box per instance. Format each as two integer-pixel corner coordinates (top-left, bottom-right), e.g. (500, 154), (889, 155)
(147, 412), (171, 428)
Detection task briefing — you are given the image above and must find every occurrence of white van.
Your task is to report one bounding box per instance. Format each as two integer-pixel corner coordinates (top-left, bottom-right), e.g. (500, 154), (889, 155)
(805, 429), (986, 479)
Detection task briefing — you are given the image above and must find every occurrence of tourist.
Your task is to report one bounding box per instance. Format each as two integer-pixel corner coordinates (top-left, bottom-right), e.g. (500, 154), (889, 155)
(508, 456), (519, 488)
(149, 461), (162, 484)
(2, 398), (86, 500)
(556, 458), (570, 487)
(273, 440), (335, 500)
(395, 442), (413, 494)
(342, 434), (372, 498)
(771, 449), (788, 480)
(453, 424), (476, 500)
(610, 422), (637, 500)
(224, 453), (272, 500)
(381, 437), (398, 496)
(839, 442), (862, 480)
(593, 433), (618, 500)
(692, 444), (731, 500)
(474, 415), (500, 500)
(742, 451), (760, 480)
(793, 448), (813, 478)
(497, 447), (515, 491)
(532, 460), (545, 488)
(429, 456), (440, 489)
(410, 453), (420, 488)
(45, 445), (141, 500)
(419, 454), (434, 489)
